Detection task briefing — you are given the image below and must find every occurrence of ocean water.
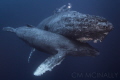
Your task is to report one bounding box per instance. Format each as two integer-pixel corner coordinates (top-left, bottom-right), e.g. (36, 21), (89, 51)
(0, 0), (120, 80)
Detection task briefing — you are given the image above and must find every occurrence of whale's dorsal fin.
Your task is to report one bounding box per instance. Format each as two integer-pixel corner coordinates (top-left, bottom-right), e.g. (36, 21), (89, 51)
(28, 48), (36, 63)
(26, 24), (34, 27)
(34, 50), (66, 76)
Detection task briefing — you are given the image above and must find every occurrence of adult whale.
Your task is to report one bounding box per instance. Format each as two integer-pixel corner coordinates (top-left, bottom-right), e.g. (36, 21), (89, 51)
(3, 26), (99, 76)
(37, 4), (113, 43)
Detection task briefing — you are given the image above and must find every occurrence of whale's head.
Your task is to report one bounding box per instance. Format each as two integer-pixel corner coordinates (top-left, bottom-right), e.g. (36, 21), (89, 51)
(37, 10), (113, 43)
(75, 15), (113, 43)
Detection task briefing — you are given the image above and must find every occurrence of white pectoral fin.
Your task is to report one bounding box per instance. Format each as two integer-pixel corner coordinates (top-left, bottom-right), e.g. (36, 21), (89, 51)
(28, 48), (36, 63)
(33, 50), (66, 76)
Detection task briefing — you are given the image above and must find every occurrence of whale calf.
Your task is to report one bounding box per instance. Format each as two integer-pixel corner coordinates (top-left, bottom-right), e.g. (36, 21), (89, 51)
(3, 26), (99, 76)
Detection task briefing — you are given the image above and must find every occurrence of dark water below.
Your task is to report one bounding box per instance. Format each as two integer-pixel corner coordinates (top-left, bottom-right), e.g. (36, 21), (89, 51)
(0, 0), (120, 80)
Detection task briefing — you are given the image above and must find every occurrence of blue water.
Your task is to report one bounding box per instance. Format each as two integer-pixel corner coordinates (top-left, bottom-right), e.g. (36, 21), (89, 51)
(0, 0), (120, 80)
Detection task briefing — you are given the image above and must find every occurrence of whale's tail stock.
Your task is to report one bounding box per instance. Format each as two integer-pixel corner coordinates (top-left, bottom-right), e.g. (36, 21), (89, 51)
(3, 27), (15, 33)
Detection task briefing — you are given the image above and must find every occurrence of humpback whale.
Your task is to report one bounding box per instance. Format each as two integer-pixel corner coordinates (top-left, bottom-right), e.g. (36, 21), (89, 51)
(3, 26), (99, 76)
(3, 3), (113, 76)
(37, 3), (113, 43)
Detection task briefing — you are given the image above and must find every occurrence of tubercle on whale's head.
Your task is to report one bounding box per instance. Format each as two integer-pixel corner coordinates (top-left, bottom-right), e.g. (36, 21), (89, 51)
(83, 15), (114, 43)
(63, 12), (114, 43)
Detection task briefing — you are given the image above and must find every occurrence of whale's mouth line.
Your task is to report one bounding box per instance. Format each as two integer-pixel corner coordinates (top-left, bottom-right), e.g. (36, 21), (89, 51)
(76, 34), (108, 43)
(77, 37), (104, 43)
(77, 38), (103, 43)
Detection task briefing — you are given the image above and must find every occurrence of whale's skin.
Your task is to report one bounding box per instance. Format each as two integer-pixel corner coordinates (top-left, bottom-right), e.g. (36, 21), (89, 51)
(37, 10), (113, 42)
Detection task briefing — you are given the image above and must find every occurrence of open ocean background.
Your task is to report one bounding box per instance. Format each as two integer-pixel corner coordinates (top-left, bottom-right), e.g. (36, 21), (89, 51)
(0, 0), (120, 80)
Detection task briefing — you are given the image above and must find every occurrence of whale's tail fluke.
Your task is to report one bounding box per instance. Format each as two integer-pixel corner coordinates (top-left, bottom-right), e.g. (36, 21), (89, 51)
(3, 27), (15, 33)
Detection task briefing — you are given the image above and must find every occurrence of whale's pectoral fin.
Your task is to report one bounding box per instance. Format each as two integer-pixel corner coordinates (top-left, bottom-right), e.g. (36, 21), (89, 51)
(28, 48), (36, 63)
(33, 50), (66, 76)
